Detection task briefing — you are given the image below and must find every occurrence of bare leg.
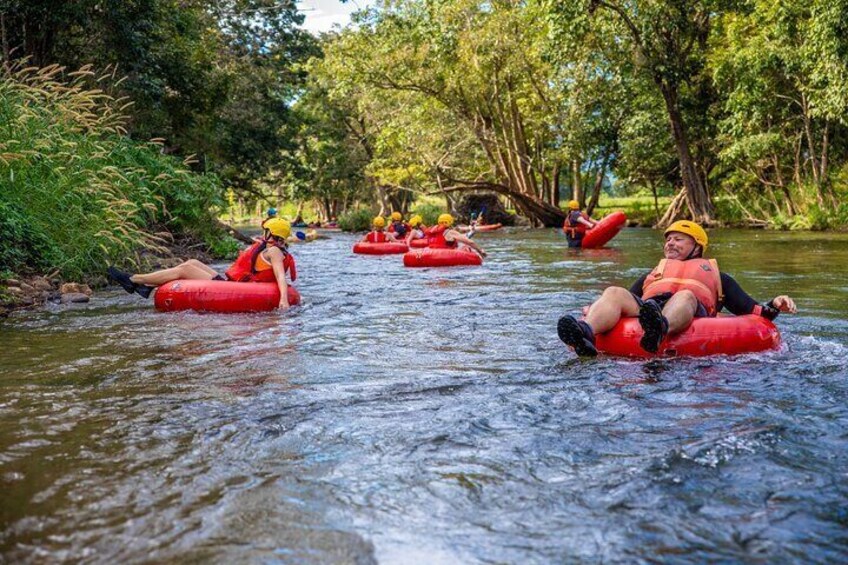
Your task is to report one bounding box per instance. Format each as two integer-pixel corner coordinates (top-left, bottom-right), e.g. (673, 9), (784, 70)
(661, 290), (698, 334)
(584, 286), (640, 334)
(130, 259), (218, 286)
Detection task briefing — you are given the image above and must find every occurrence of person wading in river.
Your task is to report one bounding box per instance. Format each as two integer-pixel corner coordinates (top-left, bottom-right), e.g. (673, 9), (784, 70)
(107, 218), (297, 311)
(557, 221), (797, 356)
(562, 200), (597, 248)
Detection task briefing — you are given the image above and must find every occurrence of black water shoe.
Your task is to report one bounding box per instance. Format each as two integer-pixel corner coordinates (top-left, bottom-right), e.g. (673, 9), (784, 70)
(557, 314), (598, 357)
(107, 267), (136, 294)
(135, 284), (154, 299)
(107, 267), (154, 299)
(638, 300), (669, 354)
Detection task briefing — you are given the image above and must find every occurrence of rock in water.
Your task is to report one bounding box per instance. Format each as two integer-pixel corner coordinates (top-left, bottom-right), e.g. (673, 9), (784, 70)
(60, 283), (92, 296)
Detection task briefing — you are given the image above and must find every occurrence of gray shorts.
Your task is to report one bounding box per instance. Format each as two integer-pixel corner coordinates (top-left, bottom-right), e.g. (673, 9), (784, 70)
(631, 291), (710, 318)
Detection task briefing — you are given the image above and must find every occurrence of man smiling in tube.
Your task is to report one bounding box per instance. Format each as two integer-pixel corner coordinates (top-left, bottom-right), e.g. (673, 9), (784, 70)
(557, 221), (796, 357)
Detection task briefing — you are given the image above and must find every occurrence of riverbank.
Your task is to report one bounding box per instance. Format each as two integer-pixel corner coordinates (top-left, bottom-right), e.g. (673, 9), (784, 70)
(0, 236), (217, 317)
(0, 67), (239, 316)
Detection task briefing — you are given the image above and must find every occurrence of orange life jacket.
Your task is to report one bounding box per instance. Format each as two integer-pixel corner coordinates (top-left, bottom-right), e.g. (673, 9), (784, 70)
(224, 241), (296, 283)
(563, 211), (589, 237)
(425, 225), (457, 249)
(366, 230), (388, 243)
(642, 258), (723, 316)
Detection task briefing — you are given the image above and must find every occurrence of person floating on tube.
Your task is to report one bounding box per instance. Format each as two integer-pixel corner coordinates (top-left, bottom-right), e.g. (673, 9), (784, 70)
(557, 221), (796, 356)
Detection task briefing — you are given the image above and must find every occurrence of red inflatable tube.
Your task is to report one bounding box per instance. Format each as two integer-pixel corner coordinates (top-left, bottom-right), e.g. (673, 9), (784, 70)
(594, 314), (780, 358)
(579, 211), (627, 249)
(154, 280), (301, 313)
(409, 238), (429, 248)
(353, 241), (408, 255)
(403, 247), (483, 267)
(461, 223), (503, 232)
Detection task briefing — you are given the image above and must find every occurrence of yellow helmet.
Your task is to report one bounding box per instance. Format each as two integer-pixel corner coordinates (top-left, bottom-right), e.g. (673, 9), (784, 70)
(568, 200), (580, 210)
(390, 211), (402, 221)
(437, 213), (454, 227)
(409, 215), (423, 227)
(372, 216), (386, 228)
(264, 218), (291, 239)
(664, 220), (708, 251)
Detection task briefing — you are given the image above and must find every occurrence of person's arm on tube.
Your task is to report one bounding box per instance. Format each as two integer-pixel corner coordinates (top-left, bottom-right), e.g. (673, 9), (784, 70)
(268, 249), (289, 311)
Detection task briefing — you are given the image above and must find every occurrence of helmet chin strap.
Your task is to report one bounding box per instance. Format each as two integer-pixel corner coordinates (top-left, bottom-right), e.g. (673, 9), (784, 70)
(684, 245), (702, 260)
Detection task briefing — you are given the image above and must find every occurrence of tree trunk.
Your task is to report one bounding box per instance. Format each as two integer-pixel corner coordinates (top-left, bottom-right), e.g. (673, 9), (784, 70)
(586, 155), (609, 216)
(819, 121), (835, 207)
(572, 160), (582, 205)
(551, 163), (561, 208)
(649, 180), (660, 224)
(658, 82), (715, 225)
(216, 219), (253, 245)
(372, 185), (390, 216)
(801, 94), (820, 195)
(658, 188), (689, 228)
(772, 154), (796, 215)
(435, 180), (566, 226)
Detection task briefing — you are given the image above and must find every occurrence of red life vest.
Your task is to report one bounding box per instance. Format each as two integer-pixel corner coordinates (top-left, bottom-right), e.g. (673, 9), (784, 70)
(366, 231), (388, 243)
(425, 225), (457, 249)
(224, 241), (297, 283)
(563, 211), (590, 237)
(642, 258), (723, 316)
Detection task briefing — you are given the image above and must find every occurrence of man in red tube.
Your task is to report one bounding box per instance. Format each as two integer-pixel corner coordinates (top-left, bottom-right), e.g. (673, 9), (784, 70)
(557, 221), (796, 357)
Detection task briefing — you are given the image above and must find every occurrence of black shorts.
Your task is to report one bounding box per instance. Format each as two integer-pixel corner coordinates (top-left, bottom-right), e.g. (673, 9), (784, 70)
(631, 292), (710, 318)
(213, 274), (227, 281)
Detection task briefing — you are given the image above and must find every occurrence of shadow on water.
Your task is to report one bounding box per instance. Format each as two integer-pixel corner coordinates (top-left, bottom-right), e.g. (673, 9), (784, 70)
(2, 227), (848, 562)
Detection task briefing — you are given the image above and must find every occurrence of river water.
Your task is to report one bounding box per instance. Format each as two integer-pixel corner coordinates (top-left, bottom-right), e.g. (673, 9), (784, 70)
(2, 228), (848, 563)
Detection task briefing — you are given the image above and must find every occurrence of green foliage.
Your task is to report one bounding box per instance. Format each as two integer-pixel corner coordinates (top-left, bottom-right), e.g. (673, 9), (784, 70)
(0, 0), (318, 194)
(410, 203), (445, 227)
(338, 208), (374, 232)
(593, 195), (669, 227)
(0, 200), (50, 273)
(204, 235), (241, 260)
(0, 65), (227, 279)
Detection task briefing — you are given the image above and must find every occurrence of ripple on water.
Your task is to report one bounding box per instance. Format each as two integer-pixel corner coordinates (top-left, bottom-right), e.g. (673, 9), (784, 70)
(2, 229), (848, 562)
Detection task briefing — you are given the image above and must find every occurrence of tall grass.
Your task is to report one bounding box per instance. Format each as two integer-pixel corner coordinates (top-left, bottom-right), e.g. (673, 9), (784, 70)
(0, 64), (228, 279)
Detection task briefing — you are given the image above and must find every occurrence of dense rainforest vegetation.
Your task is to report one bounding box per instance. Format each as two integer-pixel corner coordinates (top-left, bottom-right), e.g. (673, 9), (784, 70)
(1, 0), (847, 277)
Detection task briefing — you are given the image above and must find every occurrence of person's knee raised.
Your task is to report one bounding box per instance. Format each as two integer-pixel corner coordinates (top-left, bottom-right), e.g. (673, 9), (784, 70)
(673, 289), (698, 306)
(602, 286), (630, 303)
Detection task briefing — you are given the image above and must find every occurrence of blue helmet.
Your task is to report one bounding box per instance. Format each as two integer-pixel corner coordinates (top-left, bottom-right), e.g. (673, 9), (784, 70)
(267, 207), (277, 217)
